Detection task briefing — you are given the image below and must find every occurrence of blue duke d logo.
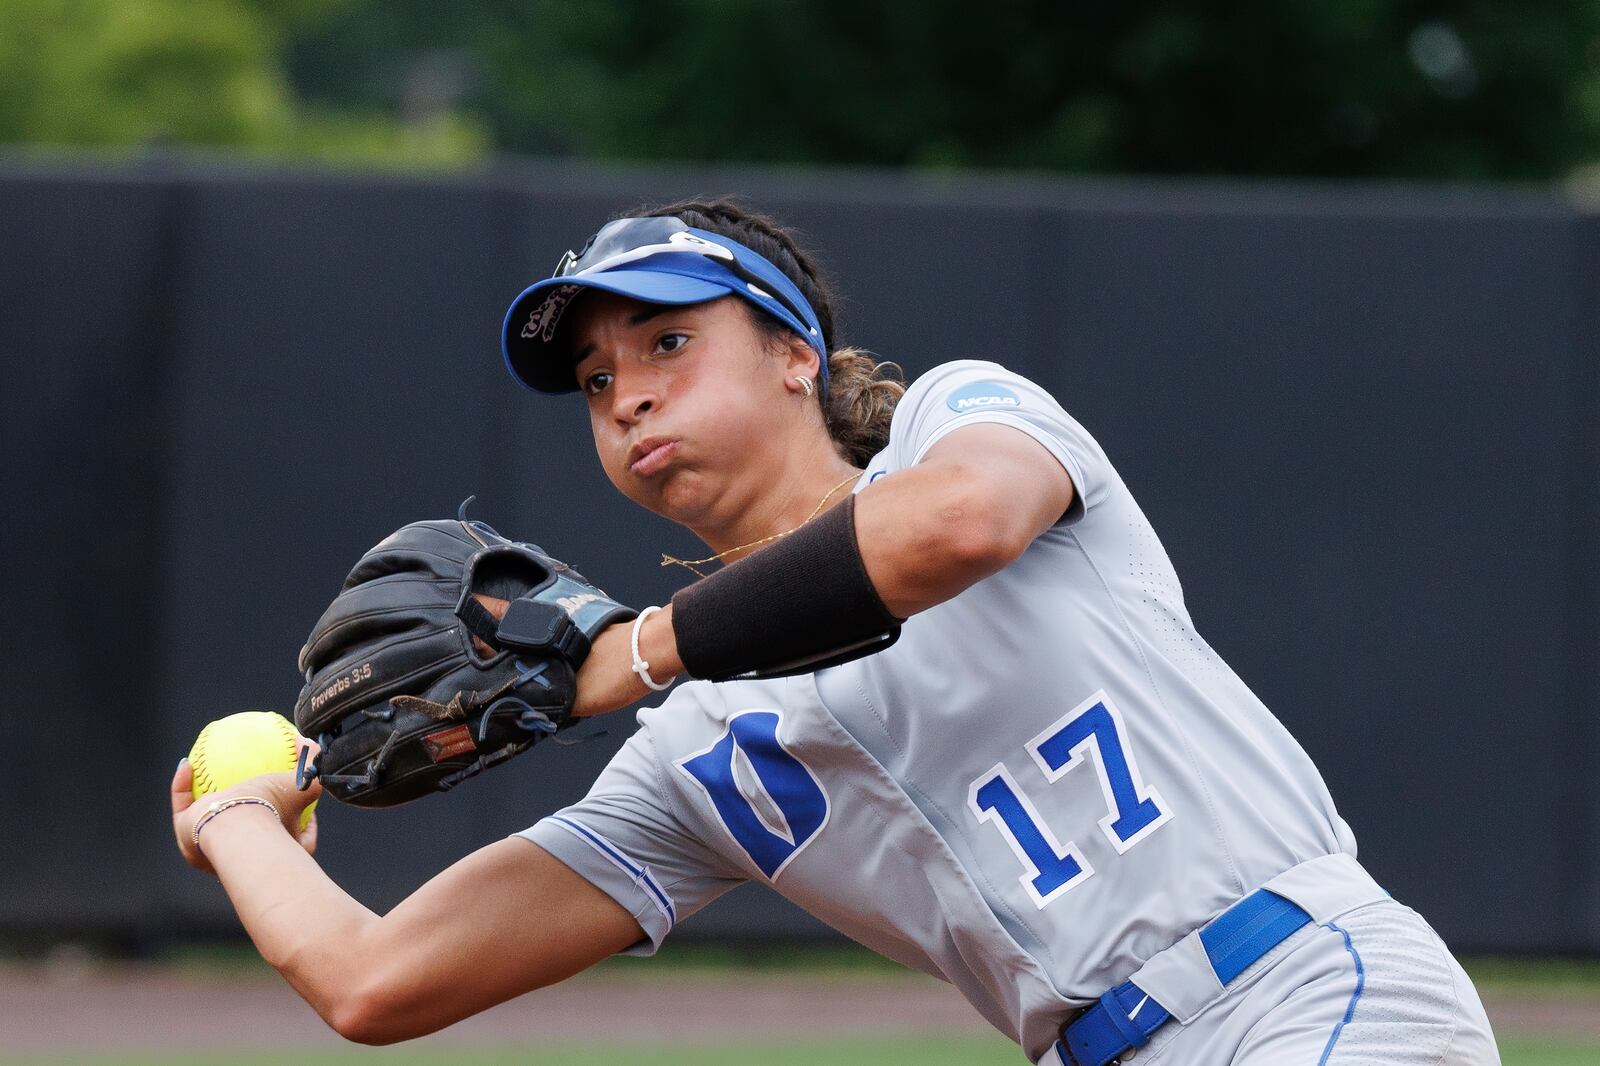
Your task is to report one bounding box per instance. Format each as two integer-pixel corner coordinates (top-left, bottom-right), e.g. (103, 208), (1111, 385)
(946, 381), (1023, 413)
(677, 710), (830, 880)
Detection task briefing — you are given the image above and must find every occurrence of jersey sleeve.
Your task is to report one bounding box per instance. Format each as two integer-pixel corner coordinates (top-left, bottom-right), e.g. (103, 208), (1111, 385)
(882, 359), (1112, 524)
(516, 708), (747, 957)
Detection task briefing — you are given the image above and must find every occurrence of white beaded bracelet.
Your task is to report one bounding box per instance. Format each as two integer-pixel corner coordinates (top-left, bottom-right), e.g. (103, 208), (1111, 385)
(192, 796), (281, 851)
(630, 605), (673, 692)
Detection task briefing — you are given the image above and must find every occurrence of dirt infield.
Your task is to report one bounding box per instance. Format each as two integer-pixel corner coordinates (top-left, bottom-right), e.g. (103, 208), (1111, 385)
(0, 960), (991, 1053)
(2, 957), (1595, 1054)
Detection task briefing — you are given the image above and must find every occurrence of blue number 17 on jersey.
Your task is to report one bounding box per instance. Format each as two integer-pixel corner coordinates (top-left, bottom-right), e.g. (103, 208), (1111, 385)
(969, 690), (1172, 908)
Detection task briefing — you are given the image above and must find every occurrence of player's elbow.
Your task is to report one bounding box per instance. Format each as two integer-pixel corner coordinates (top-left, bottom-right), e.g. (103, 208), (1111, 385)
(326, 985), (413, 1046)
(322, 958), (439, 1046)
(930, 471), (1033, 573)
(327, 1000), (383, 1046)
(268, 923), (412, 1044)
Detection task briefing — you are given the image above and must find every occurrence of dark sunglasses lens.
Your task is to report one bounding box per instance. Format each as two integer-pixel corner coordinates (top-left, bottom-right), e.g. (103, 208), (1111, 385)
(568, 217), (688, 275)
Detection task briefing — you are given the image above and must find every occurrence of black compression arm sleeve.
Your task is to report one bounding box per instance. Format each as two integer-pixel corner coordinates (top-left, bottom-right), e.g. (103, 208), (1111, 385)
(670, 494), (903, 681)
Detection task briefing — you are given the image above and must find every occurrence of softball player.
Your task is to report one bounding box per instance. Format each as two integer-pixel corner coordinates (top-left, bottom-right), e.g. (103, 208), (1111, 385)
(172, 200), (1500, 1064)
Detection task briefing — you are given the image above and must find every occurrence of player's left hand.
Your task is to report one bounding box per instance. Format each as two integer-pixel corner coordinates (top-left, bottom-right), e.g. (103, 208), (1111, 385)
(170, 748), (323, 875)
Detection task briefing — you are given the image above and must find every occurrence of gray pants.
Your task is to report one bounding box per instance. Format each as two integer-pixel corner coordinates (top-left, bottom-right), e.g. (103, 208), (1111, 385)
(1050, 897), (1500, 1065)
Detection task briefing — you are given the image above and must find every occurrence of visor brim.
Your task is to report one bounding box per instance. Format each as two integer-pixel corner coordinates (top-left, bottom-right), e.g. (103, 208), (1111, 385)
(501, 271), (735, 393)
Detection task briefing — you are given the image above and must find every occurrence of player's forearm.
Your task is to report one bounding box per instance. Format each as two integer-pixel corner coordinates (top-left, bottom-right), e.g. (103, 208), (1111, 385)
(643, 470), (1009, 684)
(853, 463), (1023, 618)
(854, 426), (1077, 618)
(199, 808), (379, 1028)
(638, 603), (683, 678)
(571, 606), (683, 717)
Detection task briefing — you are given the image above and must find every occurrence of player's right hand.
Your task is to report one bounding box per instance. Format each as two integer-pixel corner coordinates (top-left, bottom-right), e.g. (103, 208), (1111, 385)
(170, 752), (322, 875)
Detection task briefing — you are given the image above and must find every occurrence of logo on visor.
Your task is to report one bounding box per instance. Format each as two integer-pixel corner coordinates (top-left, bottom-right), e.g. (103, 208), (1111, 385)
(521, 284), (582, 342)
(946, 381), (1023, 413)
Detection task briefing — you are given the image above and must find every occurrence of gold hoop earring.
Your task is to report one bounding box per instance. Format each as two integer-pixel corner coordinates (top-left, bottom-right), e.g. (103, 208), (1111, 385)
(793, 376), (815, 398)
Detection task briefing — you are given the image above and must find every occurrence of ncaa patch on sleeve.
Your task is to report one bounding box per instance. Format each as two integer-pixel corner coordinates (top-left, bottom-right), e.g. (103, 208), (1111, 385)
(946, 380), (1023, 413)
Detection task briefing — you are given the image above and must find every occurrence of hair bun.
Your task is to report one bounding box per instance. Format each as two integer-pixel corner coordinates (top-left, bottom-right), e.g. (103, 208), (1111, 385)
(824, 349), (905, 467)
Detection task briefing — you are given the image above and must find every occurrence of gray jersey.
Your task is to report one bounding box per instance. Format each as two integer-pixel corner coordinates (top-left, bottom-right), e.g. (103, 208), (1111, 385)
(520, 359), (1358, 1061)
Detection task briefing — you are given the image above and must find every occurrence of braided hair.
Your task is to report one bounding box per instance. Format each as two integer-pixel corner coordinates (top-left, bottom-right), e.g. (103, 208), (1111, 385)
(630, 198), (905, 468)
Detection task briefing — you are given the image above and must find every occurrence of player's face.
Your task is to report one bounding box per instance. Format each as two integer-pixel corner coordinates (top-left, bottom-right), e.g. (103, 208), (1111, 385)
(568, 291), (797, 528)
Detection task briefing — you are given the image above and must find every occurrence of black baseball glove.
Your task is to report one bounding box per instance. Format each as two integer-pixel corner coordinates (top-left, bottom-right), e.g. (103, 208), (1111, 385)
(292, 507), (636, 807)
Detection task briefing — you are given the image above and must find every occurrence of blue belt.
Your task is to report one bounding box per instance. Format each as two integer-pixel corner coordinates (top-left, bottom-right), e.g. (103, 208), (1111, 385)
(1057, 888), (1312, 1066)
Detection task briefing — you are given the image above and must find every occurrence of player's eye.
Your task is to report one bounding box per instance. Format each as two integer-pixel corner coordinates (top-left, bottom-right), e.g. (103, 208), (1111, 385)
(653, 332), (689, 355)
(582, 370), (613, 396)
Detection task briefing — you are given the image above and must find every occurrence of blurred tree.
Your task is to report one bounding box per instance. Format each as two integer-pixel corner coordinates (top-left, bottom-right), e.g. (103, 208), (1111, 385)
(455, 0), (1600, 179)
(0, 0), (486, 165)
(0, 0), (288, 145)
(5, 0), (1600, 178)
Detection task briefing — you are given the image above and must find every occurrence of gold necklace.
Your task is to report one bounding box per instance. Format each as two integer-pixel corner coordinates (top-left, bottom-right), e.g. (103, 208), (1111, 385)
(661, 473), (861, 579)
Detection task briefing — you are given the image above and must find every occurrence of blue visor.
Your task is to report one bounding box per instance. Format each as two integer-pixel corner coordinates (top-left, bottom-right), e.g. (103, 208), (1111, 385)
(501, 224), (828, 395)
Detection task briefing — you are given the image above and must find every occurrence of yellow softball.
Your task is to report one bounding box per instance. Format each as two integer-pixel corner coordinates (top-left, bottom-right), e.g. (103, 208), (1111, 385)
(188, 711), (316, 831)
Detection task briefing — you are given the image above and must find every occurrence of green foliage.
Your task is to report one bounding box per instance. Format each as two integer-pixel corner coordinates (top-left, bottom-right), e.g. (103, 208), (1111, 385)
(0, 0), (483, 165)
(463, 0), (1600, 178)
(0, 0), (292, 145)
(4, 0), (1600, 177)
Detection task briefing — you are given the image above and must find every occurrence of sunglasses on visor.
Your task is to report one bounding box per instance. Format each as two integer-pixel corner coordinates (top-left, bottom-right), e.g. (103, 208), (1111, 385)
(553, 216), (822, 343)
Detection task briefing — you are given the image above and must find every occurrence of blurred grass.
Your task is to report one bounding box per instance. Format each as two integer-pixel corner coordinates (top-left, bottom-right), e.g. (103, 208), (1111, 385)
(1464, 956), (1600, 995)
(1497, 1044), (1600, 1066)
